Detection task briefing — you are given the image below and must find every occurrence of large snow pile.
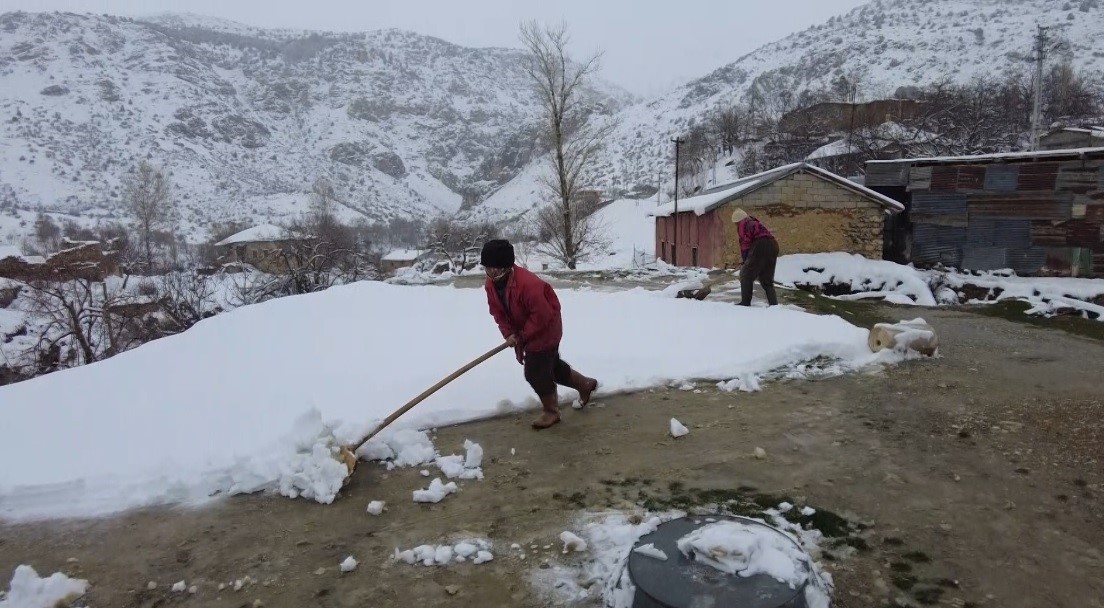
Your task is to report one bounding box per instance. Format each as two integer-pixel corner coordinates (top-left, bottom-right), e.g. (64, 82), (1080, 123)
(775, 253), (1104, 321)
(0, 281), (898, 521)
(0, 565), (88, 608)
(776, 253), (938, 306)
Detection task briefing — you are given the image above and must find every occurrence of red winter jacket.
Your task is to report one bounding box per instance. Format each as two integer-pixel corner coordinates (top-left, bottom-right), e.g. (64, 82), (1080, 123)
(737, 216), (774, 261)
(485, 266), (563, 353)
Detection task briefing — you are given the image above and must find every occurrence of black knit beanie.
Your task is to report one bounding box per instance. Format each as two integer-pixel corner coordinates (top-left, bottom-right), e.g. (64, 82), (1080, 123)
(480, 239), (514, 268)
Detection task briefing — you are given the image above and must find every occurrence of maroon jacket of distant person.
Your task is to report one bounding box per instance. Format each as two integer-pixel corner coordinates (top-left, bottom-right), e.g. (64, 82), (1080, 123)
(484, 265), (563, 353)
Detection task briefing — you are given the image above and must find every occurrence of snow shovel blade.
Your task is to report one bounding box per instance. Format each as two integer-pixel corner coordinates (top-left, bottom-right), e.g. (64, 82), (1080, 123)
(337, 341), (511, 486)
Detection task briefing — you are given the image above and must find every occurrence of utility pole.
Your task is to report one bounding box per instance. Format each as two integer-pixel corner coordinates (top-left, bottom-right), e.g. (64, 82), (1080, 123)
(1030, 25), (1048, 151)
(671, 137), (683, 266)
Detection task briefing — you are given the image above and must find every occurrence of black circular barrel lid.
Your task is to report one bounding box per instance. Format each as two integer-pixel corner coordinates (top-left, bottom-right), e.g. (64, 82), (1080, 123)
(627, 514), (813, 608)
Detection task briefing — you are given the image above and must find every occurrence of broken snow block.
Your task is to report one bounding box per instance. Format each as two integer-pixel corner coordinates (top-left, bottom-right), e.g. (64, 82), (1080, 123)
(868, 319), (938, 357)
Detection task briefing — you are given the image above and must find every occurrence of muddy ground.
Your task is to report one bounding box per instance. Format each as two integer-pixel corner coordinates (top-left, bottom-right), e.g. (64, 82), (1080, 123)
(2, 283), (1103, 608)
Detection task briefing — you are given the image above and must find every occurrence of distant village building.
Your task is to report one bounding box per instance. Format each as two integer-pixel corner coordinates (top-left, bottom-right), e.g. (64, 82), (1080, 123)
(865, 147), (1104, 277)
(214, 224), (310, 274)
(0, 240), (120, 282)
(651, 162), (903, 268)
(1038, 127), (1104, 151)
(380, 249), (427, 274)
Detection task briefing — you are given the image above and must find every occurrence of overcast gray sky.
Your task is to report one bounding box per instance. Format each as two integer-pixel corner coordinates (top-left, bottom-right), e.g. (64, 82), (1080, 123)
(4, 0), (871, 95)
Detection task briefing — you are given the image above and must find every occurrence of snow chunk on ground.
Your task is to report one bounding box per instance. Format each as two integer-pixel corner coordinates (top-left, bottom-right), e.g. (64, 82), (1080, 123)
(560, 531), (588, 553)
(366, 500), (385, 516)
(717, 372), (761, 393)
(171, 580), (187, 592)
(801, 506), (817, 516)
(393, 539), (492, 567)
(669, 418), (690, 438)
(0, 281), (902, 521)
(632, 543), (668, 561)
(413, 478), (458, 503)
(676, 520), (808, 586)
(340, 556), (357, 573)
(0, 565), (89, 608)
(463, 440), (483, 469)
(473, 551), (494, 564)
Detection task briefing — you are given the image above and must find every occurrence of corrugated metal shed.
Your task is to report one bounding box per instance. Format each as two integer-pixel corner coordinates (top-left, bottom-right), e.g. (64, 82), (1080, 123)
(912, 193), (968, 216)
(957, 166), (986, 191)
(1017, 163), (1059, 190)
(912, 224), (965, 266)
(1086, 204), (1104, 223)
(968, 193), (1073, 221)
(1030, 221), (1068, 247)
(966, 217), (1031, 248)
(930, 166), (959, 192)
(865, 163), (910, 188)
(908, 166), (932, 191)
(983, 165), (1019, 192)
(1066, 222), (1103, 248)
(961, 247), (1007, 270)
(1056, 163), (1102, 194)
(1006, 247), (1047, 274)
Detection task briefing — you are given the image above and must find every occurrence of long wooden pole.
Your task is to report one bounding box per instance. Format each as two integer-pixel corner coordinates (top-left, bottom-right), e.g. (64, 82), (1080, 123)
(348, 342), (510, 453)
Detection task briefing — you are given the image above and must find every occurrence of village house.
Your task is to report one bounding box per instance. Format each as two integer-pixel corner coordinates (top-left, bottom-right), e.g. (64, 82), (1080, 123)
(380, 249), (427, 274)
(214, 224), (311, 274)
(779, 99), (923, 138)
(864, 147), (1104, 277)
(1038, 127), (1104, 151)
(652, 162), (904, 268)
(0, 240), (120, 282)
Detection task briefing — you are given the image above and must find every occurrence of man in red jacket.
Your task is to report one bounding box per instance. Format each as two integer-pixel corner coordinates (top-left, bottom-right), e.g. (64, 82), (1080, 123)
(481, 239), (598, 429)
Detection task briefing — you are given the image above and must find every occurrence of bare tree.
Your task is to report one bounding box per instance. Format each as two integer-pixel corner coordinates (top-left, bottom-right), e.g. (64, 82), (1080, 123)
(424, 217), (498, 273)
(122, 161), (174, 272)
(528, 197), (610, 268)
(519, 20), (612, 269)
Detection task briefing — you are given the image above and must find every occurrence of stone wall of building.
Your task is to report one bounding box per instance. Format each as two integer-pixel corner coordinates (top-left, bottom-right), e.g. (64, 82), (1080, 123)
(715, 173), (885, 268)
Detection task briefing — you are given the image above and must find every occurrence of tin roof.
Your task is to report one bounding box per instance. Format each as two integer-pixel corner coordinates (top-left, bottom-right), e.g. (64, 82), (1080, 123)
(867, 147), (1104, 167)
(650, 162), (904, 218)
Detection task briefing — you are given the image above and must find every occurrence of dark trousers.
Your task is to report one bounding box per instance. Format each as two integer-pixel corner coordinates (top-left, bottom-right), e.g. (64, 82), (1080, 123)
(524, 349), (573, 397)
(740, 237), (779, 306)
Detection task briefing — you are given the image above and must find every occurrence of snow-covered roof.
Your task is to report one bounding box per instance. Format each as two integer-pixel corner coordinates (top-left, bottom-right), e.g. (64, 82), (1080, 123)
(867, 146), (1104, 166)
(214, 224), (297, 247)
(650, 162), (904, 217)
(1045, 127), (1104, 138)
(382, 249), (426, 262)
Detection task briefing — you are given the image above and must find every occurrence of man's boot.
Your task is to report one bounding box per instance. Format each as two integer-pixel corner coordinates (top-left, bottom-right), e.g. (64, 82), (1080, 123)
(569, 370), (599, 406)
(532, 393), (560, 429)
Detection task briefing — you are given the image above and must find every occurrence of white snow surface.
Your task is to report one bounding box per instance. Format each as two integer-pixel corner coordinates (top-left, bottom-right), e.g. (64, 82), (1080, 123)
(0, 281), (899, 521)
(776, 253), (938, 306)
(0, 566), (89, 608)
(412, 478), (458, 504)
(676, 520), (809, 585)
(393, 539), (493, 567)
(214, 224), (292, 246)
(669, 418), (690, 438)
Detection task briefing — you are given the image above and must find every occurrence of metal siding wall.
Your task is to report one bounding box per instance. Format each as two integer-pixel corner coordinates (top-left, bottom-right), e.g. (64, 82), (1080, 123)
(984, 165), (1019, 192)
(911, 193), (968, 216)
(957, 166), (986, 191)
(961, 247), (1007, 271)
(912, 223), (965, 266)
(865, 163), (910, 187)
(929, 166), (959, 191)
(1006, 247), (1047, 274)
(965, 217), (1031, 248)
(1017, 163), (1059, 190)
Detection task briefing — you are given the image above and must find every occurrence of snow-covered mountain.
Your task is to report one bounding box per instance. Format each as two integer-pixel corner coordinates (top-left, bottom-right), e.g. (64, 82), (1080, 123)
(593, 0), (1104, 197)
(1, 0), (1102, 242)
(0, 11), (630, 242)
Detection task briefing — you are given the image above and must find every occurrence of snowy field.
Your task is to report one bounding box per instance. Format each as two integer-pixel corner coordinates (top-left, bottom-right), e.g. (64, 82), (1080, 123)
(0, 280), (908, 522)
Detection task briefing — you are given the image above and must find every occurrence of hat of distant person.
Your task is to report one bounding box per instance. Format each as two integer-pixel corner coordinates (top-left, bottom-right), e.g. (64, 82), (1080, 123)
(480, 239), (515, 268)
(731, 208), (749, 223)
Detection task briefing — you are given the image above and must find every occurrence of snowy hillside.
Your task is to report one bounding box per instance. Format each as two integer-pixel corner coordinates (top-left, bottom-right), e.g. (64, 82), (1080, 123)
(593, 0), (1104, 194)
(0, 11), (630, 242)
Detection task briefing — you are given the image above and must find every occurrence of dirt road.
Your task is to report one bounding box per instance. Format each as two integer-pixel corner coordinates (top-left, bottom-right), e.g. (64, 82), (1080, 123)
(2, 297), (1102, 608)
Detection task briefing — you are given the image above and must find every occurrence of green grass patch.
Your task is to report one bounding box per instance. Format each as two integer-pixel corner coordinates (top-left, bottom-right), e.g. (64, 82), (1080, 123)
(966, 300), (1104, 342)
